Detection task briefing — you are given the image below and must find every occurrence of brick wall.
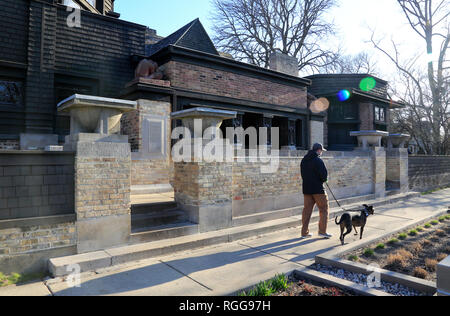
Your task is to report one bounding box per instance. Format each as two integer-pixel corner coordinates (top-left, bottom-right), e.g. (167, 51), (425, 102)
(409, 155), (450, 191)
(0, 152), (75, 220)
(359, 102), (374, 130)
(232, 159), (301, 201)
(0, 222), (75, 256)
(174, 162), (233, 207)
(386, 149), (408, 191)
(231, 151), (374, 216)
(174, 150), (377, 225)
(131, 160), (173, 186)
(164, 61), (308, 109)
(75, 156), (130, 220)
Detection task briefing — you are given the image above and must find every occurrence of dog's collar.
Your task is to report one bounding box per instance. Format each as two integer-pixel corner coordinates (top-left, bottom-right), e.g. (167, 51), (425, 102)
(364, 211), (369, 217)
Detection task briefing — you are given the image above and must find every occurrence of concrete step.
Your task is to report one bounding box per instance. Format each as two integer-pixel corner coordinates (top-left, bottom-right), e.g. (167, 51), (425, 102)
(131, 184), (173, 195)
(131, 201), (178, 215)
(130, 222), (199, 244)
(48, 216), (302, 277)
(131, 209), (188, 229)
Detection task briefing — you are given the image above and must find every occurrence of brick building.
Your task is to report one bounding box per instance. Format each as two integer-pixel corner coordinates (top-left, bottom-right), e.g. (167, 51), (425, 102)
(0, 0), (146, 149)
(306, 74), (404, 151)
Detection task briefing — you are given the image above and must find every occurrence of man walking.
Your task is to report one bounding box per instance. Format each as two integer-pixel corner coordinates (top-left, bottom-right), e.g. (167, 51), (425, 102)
(300, 143), (332, 239)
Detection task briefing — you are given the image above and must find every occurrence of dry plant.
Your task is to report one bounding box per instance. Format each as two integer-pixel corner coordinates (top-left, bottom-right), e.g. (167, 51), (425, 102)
(386, 249), (414, 269)
(409, 242), (423, 255)
(424, 258), (438, 272)
(413, 267), (428, 279)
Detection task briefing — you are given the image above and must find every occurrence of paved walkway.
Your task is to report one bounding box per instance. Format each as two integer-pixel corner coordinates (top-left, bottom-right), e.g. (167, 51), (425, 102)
(1, 189), (449, 296)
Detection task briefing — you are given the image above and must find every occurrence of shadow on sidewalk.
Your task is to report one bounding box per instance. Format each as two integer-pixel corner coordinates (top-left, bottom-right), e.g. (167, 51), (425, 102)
(52, 237), (338, 296)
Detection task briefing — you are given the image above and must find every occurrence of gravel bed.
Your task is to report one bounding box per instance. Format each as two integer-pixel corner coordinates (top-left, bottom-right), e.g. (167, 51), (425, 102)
(312, 263), (429, 296)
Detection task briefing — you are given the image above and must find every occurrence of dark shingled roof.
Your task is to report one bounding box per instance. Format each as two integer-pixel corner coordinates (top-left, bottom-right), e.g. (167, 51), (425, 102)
(145, 18), (219, 57)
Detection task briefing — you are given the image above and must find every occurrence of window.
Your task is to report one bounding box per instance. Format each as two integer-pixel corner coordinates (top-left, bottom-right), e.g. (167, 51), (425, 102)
(86, 0), (96, 7)
(0, 80), (23, 107)
(375, 106), (386, 122)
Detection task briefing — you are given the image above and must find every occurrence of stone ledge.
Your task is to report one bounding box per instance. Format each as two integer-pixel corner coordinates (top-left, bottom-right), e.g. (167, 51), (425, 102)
(294, 267), (392, 296)
(315, 256), (436, 295)
(437, 255), (450, 296)
(0, 214), (76, 230)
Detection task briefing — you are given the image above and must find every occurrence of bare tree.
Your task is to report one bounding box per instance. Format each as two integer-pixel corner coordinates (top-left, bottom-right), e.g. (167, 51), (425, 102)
(321, 52), (379, 75)
(371, 0), (449, 154)
(211, 0), (340, 73)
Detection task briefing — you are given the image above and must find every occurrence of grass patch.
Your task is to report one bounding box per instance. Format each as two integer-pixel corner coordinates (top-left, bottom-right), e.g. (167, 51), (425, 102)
(408, 229), (418, 236)
(238, 274), (289, 296)
(424, 223), (432, 229)
(431, 220), (439, 226)
(421, 185), (450, 195)
(375, 243), (385, 250)
(270, 274), (290, 292)
(363, 248), (375, 257)
(398, 233), (408, 240)
(0, 272), (45, 287)
(387, 238), (399, 245)
(348, 255), (359, 262)
(445, 215), (450, 220)
(416, 226), (424, 232)
(439, 216), (446, 222)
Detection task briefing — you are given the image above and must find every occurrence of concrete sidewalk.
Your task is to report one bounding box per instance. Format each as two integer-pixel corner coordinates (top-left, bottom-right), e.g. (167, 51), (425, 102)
(1, 189), (449, 296)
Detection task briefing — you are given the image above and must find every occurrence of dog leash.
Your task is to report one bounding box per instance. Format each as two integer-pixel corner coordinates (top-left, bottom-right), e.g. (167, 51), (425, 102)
(325, 182), (359, 213)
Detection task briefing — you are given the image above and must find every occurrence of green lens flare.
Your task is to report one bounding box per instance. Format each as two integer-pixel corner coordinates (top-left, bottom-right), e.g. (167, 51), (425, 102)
(359, 77), (376, 92)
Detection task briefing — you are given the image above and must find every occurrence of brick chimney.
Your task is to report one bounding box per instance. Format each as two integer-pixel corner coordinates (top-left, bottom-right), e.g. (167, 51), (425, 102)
(269, 50), (299, 77)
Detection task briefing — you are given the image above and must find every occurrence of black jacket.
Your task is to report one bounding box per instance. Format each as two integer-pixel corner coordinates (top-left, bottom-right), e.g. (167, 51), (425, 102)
(301, 150), (328, 195)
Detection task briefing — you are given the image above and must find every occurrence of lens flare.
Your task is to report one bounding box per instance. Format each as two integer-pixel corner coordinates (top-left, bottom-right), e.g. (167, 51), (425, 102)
(310, 97), (330, 113)
(337, 90), (351, 102)
(359, 77), (376, 92)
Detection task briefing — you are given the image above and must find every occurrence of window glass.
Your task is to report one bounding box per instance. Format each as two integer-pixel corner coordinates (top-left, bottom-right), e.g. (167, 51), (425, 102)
(0, 80), (23, 107)
(375, 106), (386, 122)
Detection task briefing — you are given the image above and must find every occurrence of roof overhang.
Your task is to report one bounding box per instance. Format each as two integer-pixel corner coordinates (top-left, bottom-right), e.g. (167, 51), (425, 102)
(314, 89), (405, 109)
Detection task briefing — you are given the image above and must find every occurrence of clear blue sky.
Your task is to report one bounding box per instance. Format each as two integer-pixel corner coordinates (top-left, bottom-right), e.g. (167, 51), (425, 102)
(115, 0), (214, 37)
